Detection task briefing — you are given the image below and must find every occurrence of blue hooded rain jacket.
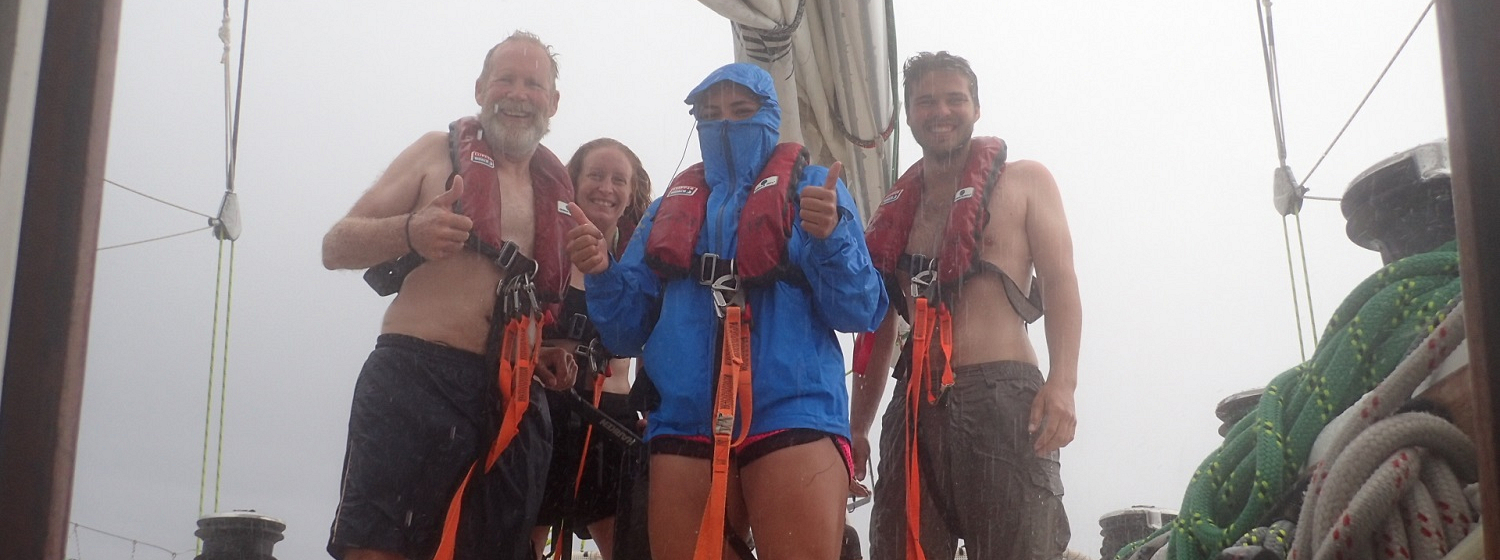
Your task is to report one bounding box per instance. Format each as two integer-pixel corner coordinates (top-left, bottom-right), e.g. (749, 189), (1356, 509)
(584, 63), (888, 441)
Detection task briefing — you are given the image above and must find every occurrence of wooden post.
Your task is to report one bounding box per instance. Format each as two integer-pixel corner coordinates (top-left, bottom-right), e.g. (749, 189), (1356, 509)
(0, 0), (121, 558)
(1434, 1), (1500, 559)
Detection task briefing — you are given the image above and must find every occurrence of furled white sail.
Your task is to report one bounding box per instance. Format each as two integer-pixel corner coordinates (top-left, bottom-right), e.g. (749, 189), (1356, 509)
(698, 0), (899, 219)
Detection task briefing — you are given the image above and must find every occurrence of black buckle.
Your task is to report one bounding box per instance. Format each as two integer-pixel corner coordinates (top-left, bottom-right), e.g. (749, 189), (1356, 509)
(696, 253), (737, 289)
(494, 240), (538, 280)
(566, 312), (592, 341)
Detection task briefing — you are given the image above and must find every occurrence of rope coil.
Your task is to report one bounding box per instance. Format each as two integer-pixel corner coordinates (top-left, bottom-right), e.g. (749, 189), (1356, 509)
(1115, 243), (1463, 560)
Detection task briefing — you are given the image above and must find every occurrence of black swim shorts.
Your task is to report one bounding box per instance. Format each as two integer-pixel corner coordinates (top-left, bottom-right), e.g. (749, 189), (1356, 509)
(536, 391), (641, 533)
(328, 334), (552, 560)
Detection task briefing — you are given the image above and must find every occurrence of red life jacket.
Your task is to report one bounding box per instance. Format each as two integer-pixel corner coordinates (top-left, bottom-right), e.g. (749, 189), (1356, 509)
(644, 143), (807, 286)
(863, 136), (1043, 323)
(448, 116), (573, 304)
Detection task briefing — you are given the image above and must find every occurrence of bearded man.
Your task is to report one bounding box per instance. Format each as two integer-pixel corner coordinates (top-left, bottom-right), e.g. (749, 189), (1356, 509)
(321, 31), (579, 560)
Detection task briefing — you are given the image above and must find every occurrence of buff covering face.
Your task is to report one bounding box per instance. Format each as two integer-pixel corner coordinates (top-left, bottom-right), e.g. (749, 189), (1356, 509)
(686, 63), (781, 195)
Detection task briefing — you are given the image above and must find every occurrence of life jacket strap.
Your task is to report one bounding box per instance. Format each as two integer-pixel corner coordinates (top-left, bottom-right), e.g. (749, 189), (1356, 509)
(973, 259), (1045, 324)
(693, 303), (754, 560)
(904, 297), (933, 560)
(573, 373), (609, 500)
(433, 311), (540, 560)
(901, 296), (957, 560)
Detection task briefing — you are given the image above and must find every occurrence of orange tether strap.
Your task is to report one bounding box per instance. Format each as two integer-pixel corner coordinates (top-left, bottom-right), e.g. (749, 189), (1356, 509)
(693, 304), (754, 560)
(433, 313), (541, 560)
(573, 372), (609, 498)
(903, 298), (955, 560)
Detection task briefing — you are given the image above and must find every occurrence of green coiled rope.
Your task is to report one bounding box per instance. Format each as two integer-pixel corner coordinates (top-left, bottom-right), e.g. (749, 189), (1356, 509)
(1115, 242), (1462, 560)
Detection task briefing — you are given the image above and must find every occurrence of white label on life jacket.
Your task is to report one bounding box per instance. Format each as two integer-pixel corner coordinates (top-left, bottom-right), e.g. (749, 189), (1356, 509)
(752, 176), (779, 193)
(881, 190), (903, 206)
(557, 201), (571, 215)
(954, 187), (975, 202)
(666, 186), (698, 198)
(470, 151), (495, 168)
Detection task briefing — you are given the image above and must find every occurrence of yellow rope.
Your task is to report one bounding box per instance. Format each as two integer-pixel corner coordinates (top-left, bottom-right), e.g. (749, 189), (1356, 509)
(213, 241), (237, 511)
(198, 237), (227, 519)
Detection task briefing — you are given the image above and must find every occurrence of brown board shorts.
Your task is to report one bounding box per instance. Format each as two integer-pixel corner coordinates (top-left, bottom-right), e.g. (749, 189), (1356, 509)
(869, 360), (1070, 560)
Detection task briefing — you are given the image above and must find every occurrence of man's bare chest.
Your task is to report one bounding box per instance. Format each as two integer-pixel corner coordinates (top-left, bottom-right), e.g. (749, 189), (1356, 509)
(906, 195), (955, 259)
(494, 180), (536, 254)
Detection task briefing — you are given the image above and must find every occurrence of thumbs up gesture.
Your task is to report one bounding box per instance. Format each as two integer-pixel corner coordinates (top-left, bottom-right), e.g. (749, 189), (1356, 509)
(566, 202), (610, 274)
(408, 175), (474, 260)
(799, 161), (843, 240)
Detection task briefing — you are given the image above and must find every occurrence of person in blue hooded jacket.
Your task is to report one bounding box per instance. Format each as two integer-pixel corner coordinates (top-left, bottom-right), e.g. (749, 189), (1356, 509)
(565, 62), (888, 560)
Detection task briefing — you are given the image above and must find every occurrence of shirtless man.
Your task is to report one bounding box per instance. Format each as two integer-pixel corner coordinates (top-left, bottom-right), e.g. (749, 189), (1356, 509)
(852, 51), (1080, 560)
(322, 31), (578, 560)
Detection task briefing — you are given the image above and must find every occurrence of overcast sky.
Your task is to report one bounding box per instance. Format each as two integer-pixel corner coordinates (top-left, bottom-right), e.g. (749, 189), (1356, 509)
(70, 0), (1451, 558)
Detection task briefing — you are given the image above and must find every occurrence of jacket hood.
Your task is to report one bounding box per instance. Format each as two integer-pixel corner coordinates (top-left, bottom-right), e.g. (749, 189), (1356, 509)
(685, 63), (780, 192)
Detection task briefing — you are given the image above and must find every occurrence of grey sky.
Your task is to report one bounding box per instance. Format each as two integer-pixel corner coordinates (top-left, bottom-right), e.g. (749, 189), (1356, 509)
(72, 0), (1450, 558)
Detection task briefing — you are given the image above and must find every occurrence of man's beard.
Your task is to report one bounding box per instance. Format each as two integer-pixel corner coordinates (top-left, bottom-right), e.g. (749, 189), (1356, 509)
(479, 100), (550, 157)
(915, 120), (974, 167)
(924, 136), (971, 168)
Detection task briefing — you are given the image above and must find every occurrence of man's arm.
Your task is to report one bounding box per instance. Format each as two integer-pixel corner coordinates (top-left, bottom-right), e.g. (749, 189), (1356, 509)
(322, 132), (464, 270)
(850, 306), (898, 481)
(1013, 160), (1081, 455)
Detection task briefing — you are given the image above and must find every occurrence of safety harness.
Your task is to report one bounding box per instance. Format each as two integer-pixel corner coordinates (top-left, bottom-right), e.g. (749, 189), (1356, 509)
(862, 137), (1039, 560)
(644, 142), (807, 560)
(424, 117), (575, 560)
(545, 282), (624, 558)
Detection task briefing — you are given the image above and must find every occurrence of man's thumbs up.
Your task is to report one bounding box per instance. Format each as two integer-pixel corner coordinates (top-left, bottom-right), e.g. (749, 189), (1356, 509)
(408, 175), (473, 260)
(566, 201), (610, 274)
(799, 161), (843, 240)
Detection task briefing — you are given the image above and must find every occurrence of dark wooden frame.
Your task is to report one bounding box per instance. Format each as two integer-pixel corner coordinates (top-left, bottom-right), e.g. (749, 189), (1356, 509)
(1436, 1), (1500, 559)
(0, 0), (120, 559)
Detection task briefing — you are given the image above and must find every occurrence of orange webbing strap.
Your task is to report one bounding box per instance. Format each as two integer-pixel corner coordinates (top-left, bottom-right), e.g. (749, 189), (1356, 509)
(693, 305), (753, 560)
(935, 304), (955, 401)
(573, 372), (609, 498)
(433, 314), (541, 560)
(732, 306), (753, 448)
(904, 297), (936, 560)
(901, 301), (957, 560)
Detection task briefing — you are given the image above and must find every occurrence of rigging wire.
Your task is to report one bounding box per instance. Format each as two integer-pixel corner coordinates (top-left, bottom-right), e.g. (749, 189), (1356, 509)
(1254, 0), (1288, 169)
(199, 0), (250, 526)
(1256, 0), (1314, 360)
(213, 241), (238, 512)
(70, 522), (187, 558)
(199, 236), (227, 520)
(105, 179), (213, 219)
(1299, 0), (1436, 190)
(97, 226), (213, 251)
(1294, 213), (1318, 345)
(1255, 0), (1434, 357)
(1280, 219), (1308, 360)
